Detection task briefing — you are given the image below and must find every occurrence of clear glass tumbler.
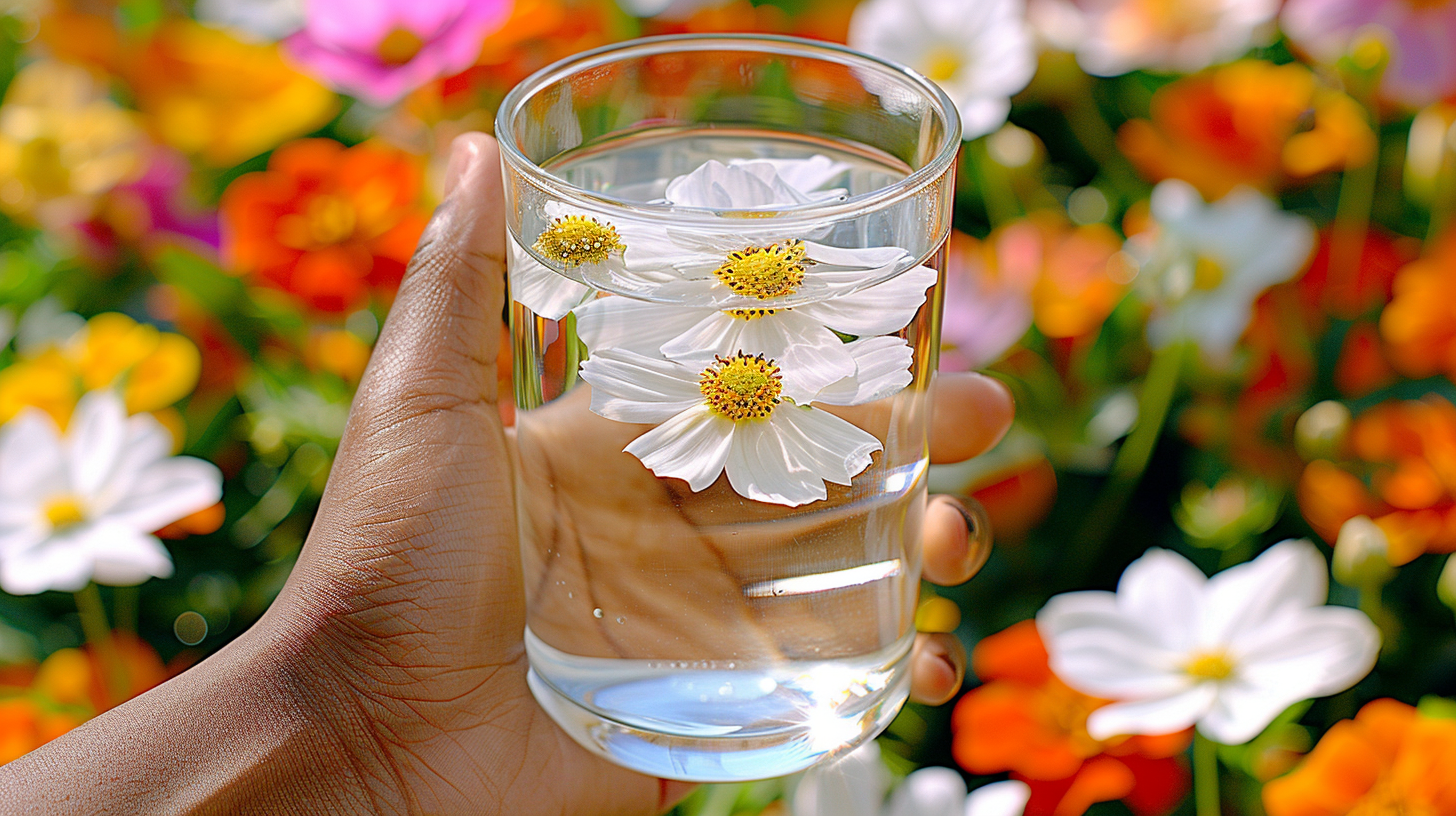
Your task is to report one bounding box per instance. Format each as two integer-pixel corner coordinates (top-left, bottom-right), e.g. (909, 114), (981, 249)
(496, 34), (960, 782)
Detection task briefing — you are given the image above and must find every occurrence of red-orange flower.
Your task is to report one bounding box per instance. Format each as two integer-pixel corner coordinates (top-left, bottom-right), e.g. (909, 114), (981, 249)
(1118, 60), (1374, 199)
(1297, 396), (1456, 565)
(952, 621), (1190, 816)
(1380, 232), (1456, 382)
(220, 139), (428, 314)
(1264, 699), (1456, 816)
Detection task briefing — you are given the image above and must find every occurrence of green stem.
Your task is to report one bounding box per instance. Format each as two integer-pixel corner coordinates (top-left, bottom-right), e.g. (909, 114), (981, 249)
(1062, 88), (1141, 187)
(968, 140), (1023, 226)
(562, 310), (583, 391)
(1194, 732), (1221, 816)
(73, 583), (127, 707)
(1328, 130), (1379, 309)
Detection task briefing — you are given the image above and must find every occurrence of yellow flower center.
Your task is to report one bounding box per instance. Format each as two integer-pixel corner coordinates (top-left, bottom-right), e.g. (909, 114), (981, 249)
(725, 308), (778, 321)
(924, 47), (964, 83)
(304, 194), (357, 246)
(377, 28), (425, 65)
(713, 241), (808, 300)
(699, 353), (783, 422)
(533, 215), (626, 268)
(1193, 256), (1226, 291)
(1184, 651), (1236, 681)
(43, 495), (86, 530)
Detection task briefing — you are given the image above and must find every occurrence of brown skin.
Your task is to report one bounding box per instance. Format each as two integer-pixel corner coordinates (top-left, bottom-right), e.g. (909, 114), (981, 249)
(0, 134), (1013, 815)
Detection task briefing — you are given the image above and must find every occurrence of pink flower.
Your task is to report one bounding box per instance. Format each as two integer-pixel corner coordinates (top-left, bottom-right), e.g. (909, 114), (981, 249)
(284, 0), (512, 106)
(1282, 0), (1456, 107)
(940, 231), (1034, 372)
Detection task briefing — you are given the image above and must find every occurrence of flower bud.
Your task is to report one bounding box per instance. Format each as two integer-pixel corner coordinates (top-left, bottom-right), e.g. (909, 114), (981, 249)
(1295, 400), (1351, 461)
(1438, 555), (1456, 612)
(1174, 476), (1280, 550)
(1333, 516), (1395, 588)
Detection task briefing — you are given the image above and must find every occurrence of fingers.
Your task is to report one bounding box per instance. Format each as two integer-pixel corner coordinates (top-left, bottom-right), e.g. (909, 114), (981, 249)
(929, 371), (1015, 464)
(922, 495), (992, 586)
(908, 632), (966, 706)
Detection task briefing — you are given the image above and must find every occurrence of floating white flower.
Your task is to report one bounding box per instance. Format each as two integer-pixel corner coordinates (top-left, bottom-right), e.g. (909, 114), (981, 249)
(661, 156), (850, 209)
(573, 262), (935, 393)
(1028, 0), (1280, 76)
(509, 200), (643, 320)
(578, 337), (912, 506)
(0, 390), (223, 595)
(793, 740), (1031, 816)
(849, 0), (1036, 139)
(1037, 539), (1380, 745)
(1127, 180), (1314, 359)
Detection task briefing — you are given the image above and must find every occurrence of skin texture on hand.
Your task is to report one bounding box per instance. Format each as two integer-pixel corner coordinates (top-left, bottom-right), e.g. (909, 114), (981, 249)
(0, 134), (1014, 815)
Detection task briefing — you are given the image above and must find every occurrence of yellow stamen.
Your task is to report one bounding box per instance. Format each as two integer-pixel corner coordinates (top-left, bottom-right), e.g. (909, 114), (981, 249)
(304, 194), (357, 246)
(43, 495), (86, 530)
(1184, 651), (1236, 681)
(726, 308), (778, 321)
(699, 353), (783, 421)
(1193, 256), (1226, 291)
(377, 28), (425, 65)
(924, 47), (963, 83)
(533, 215), (626, 268)
(713, 241), (808, 301)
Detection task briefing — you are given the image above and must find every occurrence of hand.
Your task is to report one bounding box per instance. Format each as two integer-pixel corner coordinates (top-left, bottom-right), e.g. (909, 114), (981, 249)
(0, 132), (1012, 816)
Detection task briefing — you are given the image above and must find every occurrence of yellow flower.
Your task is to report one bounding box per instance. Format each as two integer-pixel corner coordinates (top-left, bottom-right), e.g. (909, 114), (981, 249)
(0, 60), (144, 224)
(128, 21), (338, 167)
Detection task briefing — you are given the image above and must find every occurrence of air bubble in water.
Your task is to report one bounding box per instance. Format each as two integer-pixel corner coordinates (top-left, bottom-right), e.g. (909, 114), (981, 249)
(593, 608), (603, 618)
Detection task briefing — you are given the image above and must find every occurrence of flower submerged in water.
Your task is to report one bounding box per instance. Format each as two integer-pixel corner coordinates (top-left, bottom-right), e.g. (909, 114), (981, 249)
(1127, 180), (1314, 359)
(0, 390), (223, 595)
(849, 0), (1035, 139)
(510, 201), (641, 320)
(1038, 539), (1380, 745)
(579, 338), (911, 506)
(660, 156), (850, 209)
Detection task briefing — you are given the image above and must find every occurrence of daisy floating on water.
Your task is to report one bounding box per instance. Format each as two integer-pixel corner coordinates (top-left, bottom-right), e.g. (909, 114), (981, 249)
(509, 200), (641, 320)
(578, 336), (913, 506)
(0, 390), (223, 595)
(660, 156), (850, 209)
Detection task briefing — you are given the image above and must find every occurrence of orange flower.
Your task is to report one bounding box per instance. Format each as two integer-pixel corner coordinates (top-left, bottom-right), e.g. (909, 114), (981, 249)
(1264, 699), (1456, 816)
(221, 139), (428, 314)
(952, 621), (1190, 816)
(1380, 232), (1456, 382)
(1119, 61), (1374, 199)
(0, 697), (84, 765)
(127, 21), (339, 168)
(1297, 396), (1456, 565)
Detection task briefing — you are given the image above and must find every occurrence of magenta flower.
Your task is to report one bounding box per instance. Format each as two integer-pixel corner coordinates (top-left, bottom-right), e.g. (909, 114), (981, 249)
(1282, 0), (1456, 107)
(284, 0), (512, 106)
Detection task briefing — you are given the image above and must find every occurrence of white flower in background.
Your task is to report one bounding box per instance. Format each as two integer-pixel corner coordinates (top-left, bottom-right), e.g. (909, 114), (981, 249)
(849, 0), (1036, 139)
(661, 157), (850, 209)
(1037, 539), (1381, 745)
(1028, 0), (1280, 76)
(0, 390), (223, 595)
(195, 0), (306, 41)
(1127, 180), (1314, 359)
(579, 337), (911, 506)
(572, 262), (935, 393)
(615, 0), (721, 18)
(793, 740), (1031, 816)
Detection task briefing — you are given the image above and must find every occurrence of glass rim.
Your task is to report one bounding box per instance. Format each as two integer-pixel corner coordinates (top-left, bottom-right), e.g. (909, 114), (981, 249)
(494, 33), (963, 231)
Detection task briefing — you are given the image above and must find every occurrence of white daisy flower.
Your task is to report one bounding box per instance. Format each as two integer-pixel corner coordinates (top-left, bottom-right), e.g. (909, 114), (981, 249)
(1028, 0), (1280, 76)
(1127, 180), (1314, 359)
(849, 0), (1037, 139)
(578, 337), (912, 506)
(660, 156), (850, 210)
(509, 200), (648, 320)
(1037, 539), (1381, 745)
(572, 262), (936, 393)
(0, 390), (224, 596)
(792, 740), (1031, 816)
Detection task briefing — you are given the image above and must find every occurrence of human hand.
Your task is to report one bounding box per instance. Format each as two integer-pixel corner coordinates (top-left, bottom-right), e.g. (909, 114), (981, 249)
(256, 133), (1013, 814)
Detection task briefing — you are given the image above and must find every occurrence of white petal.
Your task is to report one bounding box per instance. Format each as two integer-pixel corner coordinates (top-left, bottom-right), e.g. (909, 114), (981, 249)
(725, 420), (828, 507)
(775, 405), (882, 486)
(660, 310), (855, 399)
(800, 240), (910, 271)
(65, 390), (129, 499)
(813, 337), (914, 406)
(744, 156), (850, 197)
(965, 781), (1031, 816)
(89, 414), (174, 516)
(1085, 684), (1218, 741)
(579, 348), (705, 423)
(571, 296), (711, 355)
(103, 457), (222, 533)
(795, 265), (938, 336)
(1037, 591), (1192, 699)
(1201, 539), (1328, 648)
(84, 523), (175, 586)
(887, 767), (967, 816)
(623, 406), (735, 492)
(1116, 548), (1207, 653)
(0, 409), (65, 502)
(664, 160), (812, 209)
(792, 742), (888, 816)
(0, 527), (94, 594)
(509, 235), (592, 321)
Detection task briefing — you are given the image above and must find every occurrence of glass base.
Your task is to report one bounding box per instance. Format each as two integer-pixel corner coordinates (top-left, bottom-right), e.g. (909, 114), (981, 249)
(524, 629), (913, 782)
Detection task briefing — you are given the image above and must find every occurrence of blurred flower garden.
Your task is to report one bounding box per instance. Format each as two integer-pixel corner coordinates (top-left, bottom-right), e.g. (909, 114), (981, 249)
(0, 0), (1454, 813)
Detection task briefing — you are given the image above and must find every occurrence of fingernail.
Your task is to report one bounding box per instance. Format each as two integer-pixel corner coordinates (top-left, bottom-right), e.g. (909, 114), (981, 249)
(442, 136), (483, 200)
(950, 496), (993, 577)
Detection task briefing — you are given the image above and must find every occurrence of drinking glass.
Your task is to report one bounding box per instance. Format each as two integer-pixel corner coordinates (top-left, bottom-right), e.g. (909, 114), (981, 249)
(496, 33), (960, 782)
